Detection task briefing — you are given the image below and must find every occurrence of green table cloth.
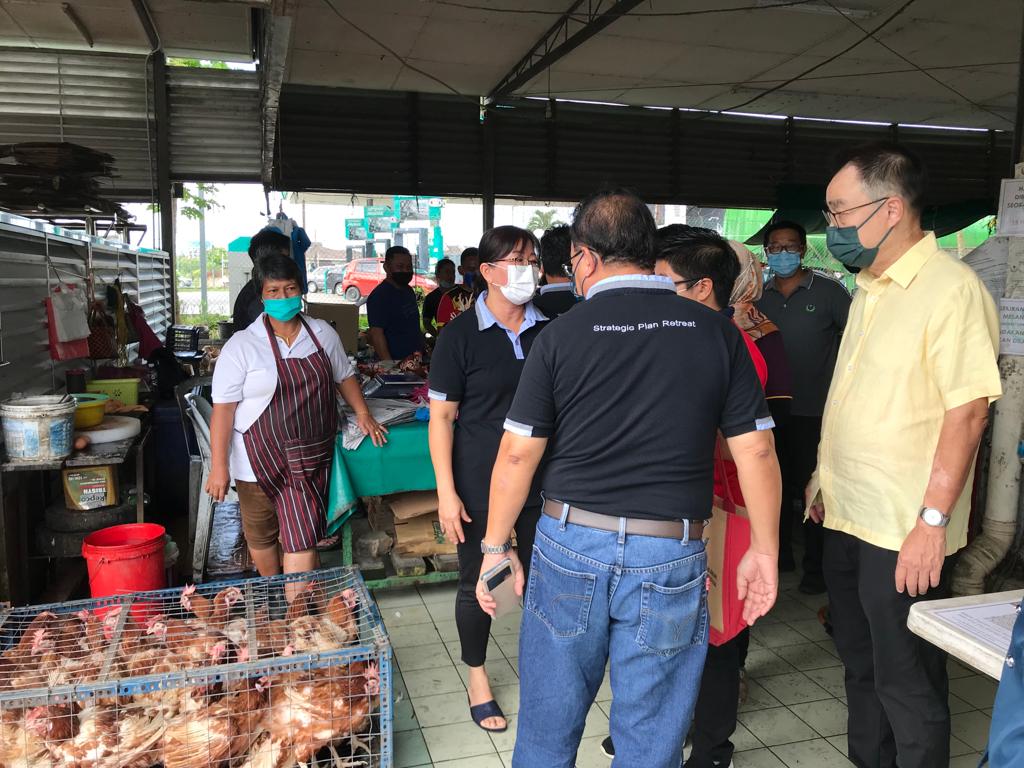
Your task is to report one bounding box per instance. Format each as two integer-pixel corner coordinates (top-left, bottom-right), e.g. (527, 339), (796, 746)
(326, 421), (436, 535)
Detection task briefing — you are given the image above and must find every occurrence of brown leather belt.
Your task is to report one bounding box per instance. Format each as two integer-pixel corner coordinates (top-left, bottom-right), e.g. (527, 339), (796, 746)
(543, 499), (704, 540)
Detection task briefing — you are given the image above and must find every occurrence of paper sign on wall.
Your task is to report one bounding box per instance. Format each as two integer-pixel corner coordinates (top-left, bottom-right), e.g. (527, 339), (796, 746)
(999, 298), (1024, 355)
(997, 179), (1024, 235)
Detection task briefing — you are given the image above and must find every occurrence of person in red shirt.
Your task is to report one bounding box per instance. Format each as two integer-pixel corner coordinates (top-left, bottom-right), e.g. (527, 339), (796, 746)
(435, 247), (480, 328)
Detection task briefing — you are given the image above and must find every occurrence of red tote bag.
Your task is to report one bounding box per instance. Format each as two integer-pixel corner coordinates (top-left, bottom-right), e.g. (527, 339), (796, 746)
(705, 448), (752, 647)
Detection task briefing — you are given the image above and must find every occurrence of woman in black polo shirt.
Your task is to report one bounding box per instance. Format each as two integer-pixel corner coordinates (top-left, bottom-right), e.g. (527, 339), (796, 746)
(428, 225), (547, 733)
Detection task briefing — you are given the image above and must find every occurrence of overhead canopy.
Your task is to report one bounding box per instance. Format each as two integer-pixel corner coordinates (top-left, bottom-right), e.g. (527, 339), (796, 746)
(0, 0), (1020, 210)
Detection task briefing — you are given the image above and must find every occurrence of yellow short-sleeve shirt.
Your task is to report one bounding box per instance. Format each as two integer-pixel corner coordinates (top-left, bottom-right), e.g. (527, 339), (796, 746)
(812, 233), (1001, 555)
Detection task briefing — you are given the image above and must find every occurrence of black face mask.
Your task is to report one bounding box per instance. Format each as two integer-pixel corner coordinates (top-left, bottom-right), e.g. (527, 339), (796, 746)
(391, 271), (413, 286)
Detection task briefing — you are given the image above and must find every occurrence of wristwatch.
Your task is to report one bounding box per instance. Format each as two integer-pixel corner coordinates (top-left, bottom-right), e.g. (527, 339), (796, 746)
(480, 540), (512, 555)
(919, 506), (951, 528)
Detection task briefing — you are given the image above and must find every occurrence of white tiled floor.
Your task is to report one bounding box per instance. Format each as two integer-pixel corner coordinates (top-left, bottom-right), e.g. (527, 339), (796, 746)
(376, 571), (996, 767)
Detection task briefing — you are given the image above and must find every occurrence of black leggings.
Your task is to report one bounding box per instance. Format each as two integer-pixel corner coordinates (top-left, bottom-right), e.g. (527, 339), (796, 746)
(455, 505), (541, 668)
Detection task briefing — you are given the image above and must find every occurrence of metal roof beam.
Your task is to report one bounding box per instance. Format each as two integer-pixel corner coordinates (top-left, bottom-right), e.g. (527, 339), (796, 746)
(488, 0), (647, 101)
(260, 0), (297, 186)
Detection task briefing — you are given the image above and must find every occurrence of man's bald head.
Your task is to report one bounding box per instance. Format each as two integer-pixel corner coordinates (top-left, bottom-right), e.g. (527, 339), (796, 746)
(570, 188), (656, 270)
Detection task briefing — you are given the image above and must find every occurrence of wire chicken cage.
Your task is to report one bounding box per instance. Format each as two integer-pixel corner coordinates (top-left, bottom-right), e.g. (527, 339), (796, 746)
(0, 567), (393, 768)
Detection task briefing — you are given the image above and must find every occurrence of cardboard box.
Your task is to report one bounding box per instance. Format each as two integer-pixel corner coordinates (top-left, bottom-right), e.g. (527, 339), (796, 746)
(62, 466), (118, 510)
(305, 301), (360, 355)
(388, 491), (439, 521)
(393, 513), (457, 557)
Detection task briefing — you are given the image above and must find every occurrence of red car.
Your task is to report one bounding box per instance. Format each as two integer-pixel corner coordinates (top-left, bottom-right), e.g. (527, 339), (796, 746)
(326, 259), (437, 302)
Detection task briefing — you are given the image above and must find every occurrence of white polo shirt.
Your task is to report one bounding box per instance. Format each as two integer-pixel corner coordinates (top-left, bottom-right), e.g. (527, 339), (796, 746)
(212, 313), (355, 482)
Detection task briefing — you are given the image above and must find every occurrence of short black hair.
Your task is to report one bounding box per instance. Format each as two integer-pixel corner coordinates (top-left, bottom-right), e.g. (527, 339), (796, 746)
(248, 228), (291, 263)
(476, 225), (539, 297)
(656, 225), (739, 310)
(571, 188), (656, 270)
(434, 258), (455, 275)
(835, 141), (927, 213)
(540, 225), (572, 278)
(459, 247), (479, 267)
(384, 245), (412, 263)
(762, 220), (807, 246)
(254, 253), (302, 293)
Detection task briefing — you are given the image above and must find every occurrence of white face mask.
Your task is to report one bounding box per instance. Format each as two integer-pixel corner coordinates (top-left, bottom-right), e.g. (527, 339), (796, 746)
(499, 264), (540, 305)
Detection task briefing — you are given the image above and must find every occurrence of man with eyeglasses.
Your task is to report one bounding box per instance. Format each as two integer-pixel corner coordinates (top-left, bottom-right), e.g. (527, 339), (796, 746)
(755, 221), (850, 594)
(474, 189), (782, 768)
(808, 143), (1000, 768)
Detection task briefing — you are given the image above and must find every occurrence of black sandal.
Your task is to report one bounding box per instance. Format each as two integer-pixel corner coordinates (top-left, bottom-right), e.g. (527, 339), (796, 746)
(468, 696), (508, 733)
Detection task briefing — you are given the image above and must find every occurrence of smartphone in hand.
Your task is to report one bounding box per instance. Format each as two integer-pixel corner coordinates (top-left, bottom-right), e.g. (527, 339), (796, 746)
(481, 558), (518, 618)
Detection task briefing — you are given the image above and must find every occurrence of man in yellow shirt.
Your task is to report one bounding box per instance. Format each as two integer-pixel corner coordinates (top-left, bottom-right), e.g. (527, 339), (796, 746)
(807, 143), (1001, 768)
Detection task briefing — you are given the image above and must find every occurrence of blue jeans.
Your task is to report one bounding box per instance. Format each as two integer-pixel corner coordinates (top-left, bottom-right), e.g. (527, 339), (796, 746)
(513, 510), (709, 768)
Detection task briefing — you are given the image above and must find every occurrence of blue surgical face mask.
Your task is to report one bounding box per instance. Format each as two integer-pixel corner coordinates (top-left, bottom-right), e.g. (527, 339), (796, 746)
(438, 279), (455, 290)
(463, 272), (475, 290)
(767, 251), (801, 278)
(567, 250), (588, 301)
(826, 200), (893, 269)
(263, 295), (302, 322)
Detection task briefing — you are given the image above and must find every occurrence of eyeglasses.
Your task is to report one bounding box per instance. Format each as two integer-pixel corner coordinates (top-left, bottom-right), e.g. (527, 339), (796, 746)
(764, 244), (803, 255)
(674, 277), (704, 288)
(494, 256), (539, 268)
(822, 197), (889, 227)
(562, 249), (586, 279)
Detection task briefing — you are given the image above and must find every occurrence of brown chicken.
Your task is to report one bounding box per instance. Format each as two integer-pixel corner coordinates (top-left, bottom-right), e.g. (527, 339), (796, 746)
(34, 702), (119, 767)
(0, 705), (53, 768)
(284, 580), (327, 621)
(180, 585), (243, 627)
(322, 589), (360, 644)
(240, 660), (380, 768)
(161, 680), (266, 768)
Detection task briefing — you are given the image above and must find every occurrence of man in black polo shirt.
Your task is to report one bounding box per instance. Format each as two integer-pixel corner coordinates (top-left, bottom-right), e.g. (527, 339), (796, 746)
(475, 189), (782, 768)
(533, 225), (578, 318)
(756, 220), (850, 594)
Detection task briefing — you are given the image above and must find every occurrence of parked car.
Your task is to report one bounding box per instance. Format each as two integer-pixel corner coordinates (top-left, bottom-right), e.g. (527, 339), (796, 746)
(326, 259), (437, 302)
(305, 265), (333, 293)
(178, 276), (193, 288)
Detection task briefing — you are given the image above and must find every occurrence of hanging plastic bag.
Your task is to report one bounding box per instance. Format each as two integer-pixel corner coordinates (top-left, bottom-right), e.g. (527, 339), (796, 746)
(87, 301), (117, 360)
(45, 285), (90, 361)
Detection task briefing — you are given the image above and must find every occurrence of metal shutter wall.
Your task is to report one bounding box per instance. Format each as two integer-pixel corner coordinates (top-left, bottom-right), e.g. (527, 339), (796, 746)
(167, 67), (261, 182)
(273, 86), (1014, 210)
(0, 48), (154, 201)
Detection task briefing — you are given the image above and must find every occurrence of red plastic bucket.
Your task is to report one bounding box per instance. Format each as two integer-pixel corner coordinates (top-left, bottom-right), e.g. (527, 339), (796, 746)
(82, 523), (166, 620)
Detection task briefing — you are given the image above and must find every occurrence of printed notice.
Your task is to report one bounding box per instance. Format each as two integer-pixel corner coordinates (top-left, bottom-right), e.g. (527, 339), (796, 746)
(998, 178), (1024, 235)
(931, 601), (1019, 655)
(999, 298), (1024, 355)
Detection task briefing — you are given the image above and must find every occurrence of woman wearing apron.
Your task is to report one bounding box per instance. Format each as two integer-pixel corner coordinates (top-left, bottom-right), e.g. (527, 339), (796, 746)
(208, 254), (385, 596)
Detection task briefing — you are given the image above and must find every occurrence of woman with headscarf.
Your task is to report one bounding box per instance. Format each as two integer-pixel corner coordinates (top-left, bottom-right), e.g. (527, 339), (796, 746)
(727, 241), (793, 708)
(729, 241), (792, 425)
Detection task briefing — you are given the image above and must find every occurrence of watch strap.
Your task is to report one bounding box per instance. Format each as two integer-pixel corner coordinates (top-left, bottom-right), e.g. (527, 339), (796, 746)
(480, 540), (512, 555)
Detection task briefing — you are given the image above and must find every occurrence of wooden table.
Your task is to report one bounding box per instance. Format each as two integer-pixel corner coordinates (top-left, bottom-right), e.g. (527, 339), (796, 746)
(907, 589), (1023, 680)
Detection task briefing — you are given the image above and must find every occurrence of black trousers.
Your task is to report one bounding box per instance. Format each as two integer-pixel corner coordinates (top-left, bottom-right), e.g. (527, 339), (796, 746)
(686, 630), (746, 768)
(774, 414), (824, 575)
(455, 505), (540, 668)
(823, 529), (955, 768)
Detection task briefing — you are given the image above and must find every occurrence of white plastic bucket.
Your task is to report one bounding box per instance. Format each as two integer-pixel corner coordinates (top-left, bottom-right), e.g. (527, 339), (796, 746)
(1, 395), (77, 461)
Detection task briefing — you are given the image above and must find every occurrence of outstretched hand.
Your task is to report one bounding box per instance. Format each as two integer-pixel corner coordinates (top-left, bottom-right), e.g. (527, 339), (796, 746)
(736, 549), (778, 625)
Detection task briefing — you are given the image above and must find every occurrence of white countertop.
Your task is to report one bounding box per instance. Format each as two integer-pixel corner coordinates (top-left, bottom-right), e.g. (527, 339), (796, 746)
(907, 589), (1022, 680)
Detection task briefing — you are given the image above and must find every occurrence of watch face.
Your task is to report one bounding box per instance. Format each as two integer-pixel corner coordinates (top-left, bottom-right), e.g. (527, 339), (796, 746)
(922, 508), (946, 526)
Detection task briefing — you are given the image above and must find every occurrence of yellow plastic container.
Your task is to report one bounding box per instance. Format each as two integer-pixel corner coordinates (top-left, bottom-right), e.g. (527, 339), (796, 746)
(86, 378), (141, 406)
(71, 393), (108, 429)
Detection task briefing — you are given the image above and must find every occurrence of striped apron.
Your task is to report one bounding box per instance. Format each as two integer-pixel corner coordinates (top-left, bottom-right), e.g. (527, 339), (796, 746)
(243, 315), (337, 552)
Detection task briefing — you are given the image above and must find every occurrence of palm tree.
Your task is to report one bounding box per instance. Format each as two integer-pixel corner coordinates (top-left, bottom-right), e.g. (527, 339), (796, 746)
(527, 209), (566, 233)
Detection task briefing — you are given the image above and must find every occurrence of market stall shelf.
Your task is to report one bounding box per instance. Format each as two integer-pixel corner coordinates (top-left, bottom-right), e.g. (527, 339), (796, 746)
(0, 566), (394, 768)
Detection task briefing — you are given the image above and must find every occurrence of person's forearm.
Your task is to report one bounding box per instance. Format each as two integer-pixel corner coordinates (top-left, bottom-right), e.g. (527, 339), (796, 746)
(209, 402), (237, 472)
(730, 432), (782, 555)
(337, 376), (370, 415)
(484, 434), (545, 546)
(427, 415), (458, 499)
(922, 398), (989, 513)
(367, 328), (390, 361)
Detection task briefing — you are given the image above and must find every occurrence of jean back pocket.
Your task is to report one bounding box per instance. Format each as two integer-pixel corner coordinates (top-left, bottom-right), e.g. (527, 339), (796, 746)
(636, 572), (708, 656)
(525, 548), (596, 639)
